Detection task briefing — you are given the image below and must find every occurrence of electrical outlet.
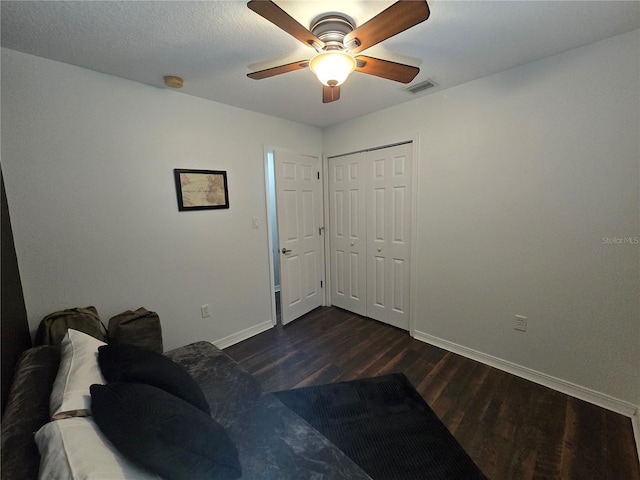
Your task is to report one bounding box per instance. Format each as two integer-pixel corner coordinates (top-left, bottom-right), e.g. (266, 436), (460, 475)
(201, 304), (210, 318)
(514, 315), (527, 332)
(252, 217), (259, 229)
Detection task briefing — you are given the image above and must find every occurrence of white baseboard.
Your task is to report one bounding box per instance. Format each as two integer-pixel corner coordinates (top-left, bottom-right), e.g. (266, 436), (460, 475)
(212, 320), (274, 350)
(413, 330), (638, 419)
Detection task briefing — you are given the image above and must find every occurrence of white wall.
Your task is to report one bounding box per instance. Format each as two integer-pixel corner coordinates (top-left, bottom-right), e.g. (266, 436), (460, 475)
(1, 48), (322, 351)
(324, 30), (640, 406)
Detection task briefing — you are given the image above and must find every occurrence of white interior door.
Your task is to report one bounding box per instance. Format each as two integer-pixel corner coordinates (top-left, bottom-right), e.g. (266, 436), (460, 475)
(274, 150), (323, 325)
(329, 152), (367, 316)
(366, 143), (412, 329)
(329, 143), (412, 330)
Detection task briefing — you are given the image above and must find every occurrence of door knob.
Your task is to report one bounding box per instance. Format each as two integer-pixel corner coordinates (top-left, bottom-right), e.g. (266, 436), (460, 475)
(281, 248), (292, 254)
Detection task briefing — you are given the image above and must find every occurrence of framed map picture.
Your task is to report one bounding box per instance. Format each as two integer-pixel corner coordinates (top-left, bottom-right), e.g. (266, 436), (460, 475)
(174, 169), (229, 211)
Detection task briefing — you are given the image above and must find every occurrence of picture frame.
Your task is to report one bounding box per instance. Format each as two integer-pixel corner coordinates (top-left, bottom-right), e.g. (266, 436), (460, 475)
(174, 169), (229, 211)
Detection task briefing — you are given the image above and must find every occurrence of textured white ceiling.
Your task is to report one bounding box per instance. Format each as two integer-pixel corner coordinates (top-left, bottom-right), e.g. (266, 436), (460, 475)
(2, 1), (639, 128)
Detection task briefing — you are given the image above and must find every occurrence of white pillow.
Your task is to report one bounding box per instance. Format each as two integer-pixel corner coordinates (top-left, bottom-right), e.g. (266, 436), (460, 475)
(35, 417), (162, 480)
(49, 329), (106, 419)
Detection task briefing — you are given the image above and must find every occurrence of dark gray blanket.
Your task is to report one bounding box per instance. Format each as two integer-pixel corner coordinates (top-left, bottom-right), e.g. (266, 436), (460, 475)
(1, 341), (370, 480)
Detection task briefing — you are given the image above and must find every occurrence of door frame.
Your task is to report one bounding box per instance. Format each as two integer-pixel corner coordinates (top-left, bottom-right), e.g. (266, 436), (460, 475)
(263, 145), (327, 327)
(323, 133), (421, 337)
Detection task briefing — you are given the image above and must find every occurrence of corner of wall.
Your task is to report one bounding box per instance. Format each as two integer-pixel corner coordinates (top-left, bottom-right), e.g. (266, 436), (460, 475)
(633, 407), (640, 461)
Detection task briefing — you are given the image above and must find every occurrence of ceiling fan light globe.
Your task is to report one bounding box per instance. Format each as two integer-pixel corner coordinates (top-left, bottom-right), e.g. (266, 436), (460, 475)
(309, 51), (356, 87)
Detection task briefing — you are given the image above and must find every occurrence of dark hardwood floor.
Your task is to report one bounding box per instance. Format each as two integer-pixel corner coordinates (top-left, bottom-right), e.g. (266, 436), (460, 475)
(224, 306), (640, 480)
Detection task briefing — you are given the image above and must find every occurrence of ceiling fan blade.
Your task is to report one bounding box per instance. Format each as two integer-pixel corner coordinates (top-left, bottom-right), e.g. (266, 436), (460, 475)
(247, 0), (324, 50)
(344, 0), (430, 54)
(355, 56), (419, 83)
(247, 60), (309, 80)
(323, 85), (340, 103)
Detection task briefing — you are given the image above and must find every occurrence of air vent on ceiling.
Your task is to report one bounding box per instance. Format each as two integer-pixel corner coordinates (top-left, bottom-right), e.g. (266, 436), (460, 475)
(404, 79), (437, 94)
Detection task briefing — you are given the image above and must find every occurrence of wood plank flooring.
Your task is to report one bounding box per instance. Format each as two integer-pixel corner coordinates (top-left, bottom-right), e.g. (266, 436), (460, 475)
(224, 306), (640, 480)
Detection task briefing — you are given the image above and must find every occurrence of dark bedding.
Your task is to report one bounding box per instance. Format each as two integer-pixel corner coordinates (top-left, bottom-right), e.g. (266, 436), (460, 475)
(1, 341), (371, 480)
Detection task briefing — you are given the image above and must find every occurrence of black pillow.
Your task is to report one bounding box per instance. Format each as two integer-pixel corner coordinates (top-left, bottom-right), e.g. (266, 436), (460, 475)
(97, 343), (210, 414)
(90, 382), (241, 480)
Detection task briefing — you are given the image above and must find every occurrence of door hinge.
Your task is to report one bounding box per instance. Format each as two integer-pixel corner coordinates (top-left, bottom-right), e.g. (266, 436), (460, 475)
(317, 171), (320, 180)
(319, 226), (324, 235)
(320, 280), (323, 288)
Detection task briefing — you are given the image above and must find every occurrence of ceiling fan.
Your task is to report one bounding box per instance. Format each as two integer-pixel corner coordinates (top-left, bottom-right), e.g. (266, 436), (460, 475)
(246, 0), (430, 103)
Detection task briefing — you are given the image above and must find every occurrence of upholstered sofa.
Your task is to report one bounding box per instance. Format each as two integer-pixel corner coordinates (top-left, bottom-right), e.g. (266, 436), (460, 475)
(1, 340), (371, 479)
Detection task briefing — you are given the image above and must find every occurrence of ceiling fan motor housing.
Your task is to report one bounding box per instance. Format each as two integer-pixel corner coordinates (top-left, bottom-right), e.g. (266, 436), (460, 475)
(310, 14), (357, 51)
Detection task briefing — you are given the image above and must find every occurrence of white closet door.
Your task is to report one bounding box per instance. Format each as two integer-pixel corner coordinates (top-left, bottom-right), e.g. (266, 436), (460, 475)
(329, 152), (367, 316)
(366, 143), (412, 330)
(329, 143), (412, 330)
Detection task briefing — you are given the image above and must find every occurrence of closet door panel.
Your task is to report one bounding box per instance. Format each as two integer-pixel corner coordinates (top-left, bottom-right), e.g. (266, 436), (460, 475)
(330, 143), (412, 330)
(329, 153), (367, 316)
(366, 144), (412, 329)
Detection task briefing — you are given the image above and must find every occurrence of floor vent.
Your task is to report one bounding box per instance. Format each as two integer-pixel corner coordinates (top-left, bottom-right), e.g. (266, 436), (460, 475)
(404, 79), (437, 94)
